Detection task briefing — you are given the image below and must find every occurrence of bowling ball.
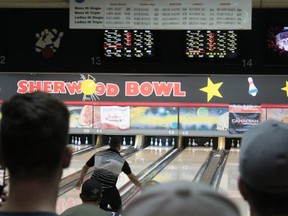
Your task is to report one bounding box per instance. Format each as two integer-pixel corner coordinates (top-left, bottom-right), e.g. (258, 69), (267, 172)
(41, 46), (54, 59)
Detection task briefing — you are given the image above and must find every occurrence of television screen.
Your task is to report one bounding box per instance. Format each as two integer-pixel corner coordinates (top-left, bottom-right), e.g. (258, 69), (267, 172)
(266, 23), (288, 64)
(103, 29), (154, 59)
(185, 30), (238, 59)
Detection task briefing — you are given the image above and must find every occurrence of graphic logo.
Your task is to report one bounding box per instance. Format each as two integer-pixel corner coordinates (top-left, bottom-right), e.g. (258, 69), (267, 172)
(200, 77), (223, 102)
(80, 74), (100, 101)
(35, 29), (64, 59)
(248, 77), (258, 96)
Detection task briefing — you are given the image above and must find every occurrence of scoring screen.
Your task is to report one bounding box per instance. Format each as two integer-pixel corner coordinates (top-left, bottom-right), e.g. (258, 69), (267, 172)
(103, 29), (154, 59)
(185, 30), (238, 59)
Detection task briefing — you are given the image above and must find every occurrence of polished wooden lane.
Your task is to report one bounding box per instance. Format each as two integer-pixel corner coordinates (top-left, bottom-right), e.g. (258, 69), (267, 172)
(56, 146), (172, 214)
(152, 147), (211, 183)
(218, 149), (250, 216)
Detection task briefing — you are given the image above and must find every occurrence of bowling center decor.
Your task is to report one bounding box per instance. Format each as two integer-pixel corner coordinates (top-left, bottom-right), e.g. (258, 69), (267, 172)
(0, 4), (288, 216)
(0, 73), (287, 136)
(0, 7), (288, 142)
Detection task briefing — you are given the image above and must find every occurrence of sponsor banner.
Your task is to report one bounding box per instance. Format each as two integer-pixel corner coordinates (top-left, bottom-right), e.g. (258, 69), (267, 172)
(229, 104), (261, 134)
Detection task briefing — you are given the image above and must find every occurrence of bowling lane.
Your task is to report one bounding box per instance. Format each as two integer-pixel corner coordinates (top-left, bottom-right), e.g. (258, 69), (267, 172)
(57, 146), (173, 214)
(152, 147), (211, 183)
(218, 149), (250, 216)
(116, 146), (173, 188)
(69, 144), (90, 153)
(62, 144), (131, 178)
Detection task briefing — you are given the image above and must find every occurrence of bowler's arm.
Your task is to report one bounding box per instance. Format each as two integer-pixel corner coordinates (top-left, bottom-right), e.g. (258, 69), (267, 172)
(75, 164), (90, 189)
(127, 173), (141, 188)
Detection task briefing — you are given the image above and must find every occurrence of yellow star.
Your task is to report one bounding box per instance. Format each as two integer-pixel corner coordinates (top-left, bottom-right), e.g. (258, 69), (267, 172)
(200, 77), (223, 102)
(281, 81), (288, 97)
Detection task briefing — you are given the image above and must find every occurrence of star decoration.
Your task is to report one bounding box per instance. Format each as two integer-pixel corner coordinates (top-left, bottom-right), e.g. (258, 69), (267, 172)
(281, 81), (288, 97)
(200, 77), (223, 102)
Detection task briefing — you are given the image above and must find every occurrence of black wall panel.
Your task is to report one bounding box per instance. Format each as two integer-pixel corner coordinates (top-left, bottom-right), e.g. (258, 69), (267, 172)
(0, 8), (288, 74)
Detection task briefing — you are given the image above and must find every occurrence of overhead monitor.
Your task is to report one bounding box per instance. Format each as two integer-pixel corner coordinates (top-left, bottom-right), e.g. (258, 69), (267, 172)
(103, 29), (155, 60)
(185, 30), (238, 59)
(266, 23), (288, 65)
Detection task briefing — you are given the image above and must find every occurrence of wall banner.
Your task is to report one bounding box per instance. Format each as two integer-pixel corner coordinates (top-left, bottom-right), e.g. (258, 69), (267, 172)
(0, 73), (288, 105)
(228, 104), (261, 134)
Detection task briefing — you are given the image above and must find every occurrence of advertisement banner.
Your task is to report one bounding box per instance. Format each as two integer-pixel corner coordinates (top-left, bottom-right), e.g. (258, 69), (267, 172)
(229, 104), (261, 134)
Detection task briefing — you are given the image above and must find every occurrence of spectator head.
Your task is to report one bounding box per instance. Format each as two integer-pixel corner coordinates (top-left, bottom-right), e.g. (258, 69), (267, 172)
(238, 120), (288, 215)
(0, 92), (71, 182)
(123, 181), (240, 216)
(80, 178), (103, 202)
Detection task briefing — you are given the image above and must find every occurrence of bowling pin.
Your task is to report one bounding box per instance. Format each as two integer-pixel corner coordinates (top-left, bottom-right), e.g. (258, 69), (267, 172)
(248, 77), (258, 96)
(154, 138), (158, 146)
(53, 31), (64, 51)
(85, 137), (88, 145)
(123, 137), (126, 145)
(108, 136), (111, 144)
(237, 140), (240, 148)
(210, 139), (213, 147)
(71, 136), (74, 144)
(44, 29), (54, 48)
(150, 137), (154, 146)
(231, 139), (234, 148)
(172, 138), (175, 146)
(165, 138), (169, 146)
(192, 139), (197, 146)
(159, 139), (162, 147)
(78, 137), (81, 145)
(35, 31), (46, 52)
(130, 137), (133, 145)
(188, 138), (192, 146)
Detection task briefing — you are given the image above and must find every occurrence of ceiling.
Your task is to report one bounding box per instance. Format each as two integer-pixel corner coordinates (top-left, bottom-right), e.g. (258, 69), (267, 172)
(0, 0), (287, 8)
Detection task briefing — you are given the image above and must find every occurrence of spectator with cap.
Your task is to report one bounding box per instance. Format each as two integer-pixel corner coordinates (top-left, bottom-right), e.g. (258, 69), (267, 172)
(123, 181), (240, 216)
(238, 119), (288, 216)
(61, 178), (111, 216)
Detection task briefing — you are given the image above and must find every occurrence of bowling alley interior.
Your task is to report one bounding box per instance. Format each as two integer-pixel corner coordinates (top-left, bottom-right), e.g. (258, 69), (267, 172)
(1, 0), (288, 215)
